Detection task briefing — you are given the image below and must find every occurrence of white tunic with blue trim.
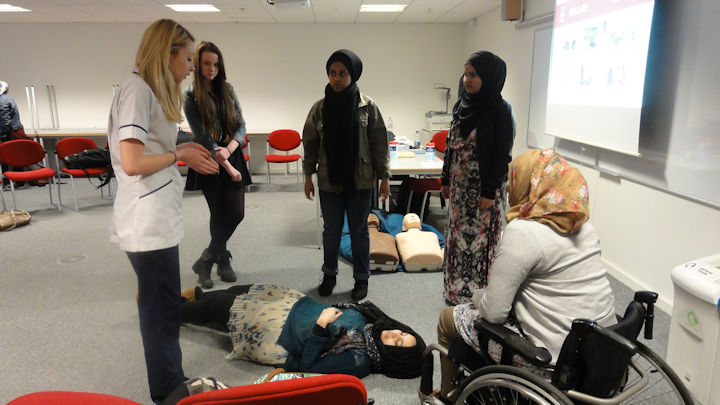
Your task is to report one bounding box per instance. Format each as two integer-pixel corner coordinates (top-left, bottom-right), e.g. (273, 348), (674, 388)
(108, 74), (184, 252)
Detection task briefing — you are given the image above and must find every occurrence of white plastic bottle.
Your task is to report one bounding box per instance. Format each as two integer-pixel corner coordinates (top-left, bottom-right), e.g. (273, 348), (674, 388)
(413, 130), (421, 149)
(386, 116), (393, 135)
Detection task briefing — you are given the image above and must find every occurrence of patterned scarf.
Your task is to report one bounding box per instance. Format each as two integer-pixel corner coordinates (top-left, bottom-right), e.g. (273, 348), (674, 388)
(320, 323), (382, 372)
(505, 149), (589, 234)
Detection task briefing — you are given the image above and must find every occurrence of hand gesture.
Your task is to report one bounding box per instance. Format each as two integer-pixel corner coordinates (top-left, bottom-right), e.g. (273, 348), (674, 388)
(177, 142), (219, 174)
(213, 146), (230, 163)
(222, 161), (243, 182)
(315, 307), (343, 328)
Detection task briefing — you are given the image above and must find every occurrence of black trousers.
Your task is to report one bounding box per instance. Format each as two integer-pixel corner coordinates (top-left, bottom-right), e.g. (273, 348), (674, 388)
(181, 285), (253, 330)
(200, 171), (245, 256)
(126, 246), (185, 403)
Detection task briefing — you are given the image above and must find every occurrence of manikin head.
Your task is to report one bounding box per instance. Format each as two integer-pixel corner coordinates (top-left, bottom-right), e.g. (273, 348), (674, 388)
(367, 213), (380, 229)
(401, 213), (422, 232)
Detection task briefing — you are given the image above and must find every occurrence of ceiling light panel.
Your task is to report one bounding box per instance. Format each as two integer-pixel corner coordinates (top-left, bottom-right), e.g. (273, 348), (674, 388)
(0, 3), (31, 12)
(166, 4), (220, 12)
(359, 4), (406, 12)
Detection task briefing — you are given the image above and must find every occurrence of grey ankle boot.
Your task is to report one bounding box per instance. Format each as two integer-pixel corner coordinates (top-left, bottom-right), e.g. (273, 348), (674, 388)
(192, 249), (214, 289)
(215, 251), (237, 283)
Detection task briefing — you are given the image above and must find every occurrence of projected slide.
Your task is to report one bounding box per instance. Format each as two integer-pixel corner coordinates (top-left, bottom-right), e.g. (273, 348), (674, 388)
(545, 0), (655, 155)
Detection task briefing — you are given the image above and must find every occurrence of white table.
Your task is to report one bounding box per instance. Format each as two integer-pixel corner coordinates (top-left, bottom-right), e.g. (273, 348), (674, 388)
(380, 152), (444, 210)
(390, 153), (444, 176)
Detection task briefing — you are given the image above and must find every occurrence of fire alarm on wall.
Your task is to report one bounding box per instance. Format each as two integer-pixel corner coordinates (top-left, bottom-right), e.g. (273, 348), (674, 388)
(501, 0), (523, 21)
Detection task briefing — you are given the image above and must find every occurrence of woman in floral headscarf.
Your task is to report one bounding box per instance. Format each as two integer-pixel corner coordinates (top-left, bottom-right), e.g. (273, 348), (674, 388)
(432, 149), (616, 401)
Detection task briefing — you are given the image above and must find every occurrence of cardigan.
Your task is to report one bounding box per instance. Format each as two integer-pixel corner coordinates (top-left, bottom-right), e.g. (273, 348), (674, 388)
(277, 296), (373, 378)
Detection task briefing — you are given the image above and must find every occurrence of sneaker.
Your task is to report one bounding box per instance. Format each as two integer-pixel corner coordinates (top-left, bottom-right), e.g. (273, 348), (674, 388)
(351, 280), (368, 302)
(161, 376), (229, 405)
(318, 274), (336, 296)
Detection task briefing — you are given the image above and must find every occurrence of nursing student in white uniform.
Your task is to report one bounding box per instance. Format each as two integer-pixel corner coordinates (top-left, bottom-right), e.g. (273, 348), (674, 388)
(107, 19), (219, 404)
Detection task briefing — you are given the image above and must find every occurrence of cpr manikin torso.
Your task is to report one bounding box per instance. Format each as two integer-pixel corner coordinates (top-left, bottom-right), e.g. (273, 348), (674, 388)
(368, 213), (399, 271)
(395, 213), (443, 271)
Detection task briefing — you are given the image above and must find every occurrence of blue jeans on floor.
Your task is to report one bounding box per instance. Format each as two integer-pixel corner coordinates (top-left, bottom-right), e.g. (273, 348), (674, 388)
(319, 188), (372, 281)
(126, 246), (185, 403)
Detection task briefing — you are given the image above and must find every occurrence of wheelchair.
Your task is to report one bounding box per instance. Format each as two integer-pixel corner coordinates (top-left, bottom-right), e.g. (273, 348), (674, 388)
(419, 291), (694, 404)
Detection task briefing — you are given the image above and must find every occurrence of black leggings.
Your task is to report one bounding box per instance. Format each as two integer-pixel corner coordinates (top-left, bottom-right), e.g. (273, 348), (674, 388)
(201, 174), (245, 255)
(181, 284), (252, 331)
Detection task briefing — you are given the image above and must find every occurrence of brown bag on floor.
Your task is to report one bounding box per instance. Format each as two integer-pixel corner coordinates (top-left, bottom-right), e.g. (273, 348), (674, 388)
(0, 209), (31, 231)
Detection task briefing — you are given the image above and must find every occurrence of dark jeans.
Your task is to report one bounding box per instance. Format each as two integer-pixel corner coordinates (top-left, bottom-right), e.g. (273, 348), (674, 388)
(126, 246), (185, 403)
(181, 284), (253, 330)
(201, 175), (245, 256)
(319, 188), (372, 281)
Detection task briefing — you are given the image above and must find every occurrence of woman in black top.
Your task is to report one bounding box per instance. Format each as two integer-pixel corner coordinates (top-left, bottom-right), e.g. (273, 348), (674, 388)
(183, 41), (251, 288)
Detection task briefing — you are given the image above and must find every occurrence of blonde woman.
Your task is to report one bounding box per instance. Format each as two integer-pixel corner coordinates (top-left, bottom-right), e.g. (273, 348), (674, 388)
(107, 19), (219, 403)
(184, 41), (250, 288)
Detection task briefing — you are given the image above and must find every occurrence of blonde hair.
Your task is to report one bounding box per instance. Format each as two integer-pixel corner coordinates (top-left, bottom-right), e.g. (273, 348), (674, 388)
(135, 19), (194, 123)
(192, 41), (241, 144)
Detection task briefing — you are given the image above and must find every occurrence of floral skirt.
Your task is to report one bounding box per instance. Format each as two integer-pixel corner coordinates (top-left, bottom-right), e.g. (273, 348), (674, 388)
(442, 185), (505, 305)
(226, 284), (305, 365)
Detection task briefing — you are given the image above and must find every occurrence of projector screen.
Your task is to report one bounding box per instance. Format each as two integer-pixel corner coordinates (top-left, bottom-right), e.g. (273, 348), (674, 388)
(545, 0), (655, 155)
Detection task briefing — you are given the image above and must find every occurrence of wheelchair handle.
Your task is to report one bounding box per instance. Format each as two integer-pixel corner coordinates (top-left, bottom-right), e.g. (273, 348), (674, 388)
(634, 291), (658, 340)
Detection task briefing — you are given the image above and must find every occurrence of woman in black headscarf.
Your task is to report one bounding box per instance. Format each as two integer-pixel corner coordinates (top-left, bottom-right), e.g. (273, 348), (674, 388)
(440, 51), (516, 305)
(302, 50), (391, 302)
(179, 284), (426, 379)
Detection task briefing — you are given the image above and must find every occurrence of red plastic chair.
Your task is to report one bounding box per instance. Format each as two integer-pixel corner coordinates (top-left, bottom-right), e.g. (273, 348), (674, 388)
(178, 374), (371, 405)
(432, 130), (448, 155)
(404, 130), (448, 220)
(0, 139), (58, 211)
(55, 137), (112, 211)
(9, 374), (372, 405)
(7, 391), (141, 405)
(265, 129), (301, 184)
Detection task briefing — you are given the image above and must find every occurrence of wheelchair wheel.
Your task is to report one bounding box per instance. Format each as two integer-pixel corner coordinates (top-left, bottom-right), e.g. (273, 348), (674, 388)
(619, 341), (694, 404)
(453, 365), (572, 405)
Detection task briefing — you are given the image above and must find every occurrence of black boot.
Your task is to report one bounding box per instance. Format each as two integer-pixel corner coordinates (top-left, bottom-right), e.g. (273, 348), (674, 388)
(192, 249), (214, 289)
(318, 274), (336, 297)
(351, 280), (368, 302)
(215, 251), (237, 283)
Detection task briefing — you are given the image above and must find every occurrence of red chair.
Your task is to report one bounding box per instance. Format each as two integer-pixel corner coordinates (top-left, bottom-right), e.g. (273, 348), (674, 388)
(404, 130), (449, 220)
(178, 374), (370, 405)
(0, 139), (58, 211)
(55, 137), (112, 211)
(243, 134), (251, 171)
(265, 129), (301, 184)
(431, 130), (448, 156)
(8, 391), (141, 405)
(9, 374), (372, 405)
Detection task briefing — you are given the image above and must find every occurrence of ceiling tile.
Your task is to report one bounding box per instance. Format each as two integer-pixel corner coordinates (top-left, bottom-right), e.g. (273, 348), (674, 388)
(0, 0), (485, 23)
(314, 12), (357, 23)
(355, 11), (399, 23)
(395, 10), (445, 23)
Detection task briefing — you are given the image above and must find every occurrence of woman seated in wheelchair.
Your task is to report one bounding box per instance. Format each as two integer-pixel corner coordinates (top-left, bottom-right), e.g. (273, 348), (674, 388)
(435, 149), (616, 401)
(180, 284), (425, 379)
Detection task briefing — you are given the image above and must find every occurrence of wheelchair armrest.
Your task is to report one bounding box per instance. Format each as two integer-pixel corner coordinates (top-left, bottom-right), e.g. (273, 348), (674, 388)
(474, 318), (552, 366)
(586, 321), (638, 356)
